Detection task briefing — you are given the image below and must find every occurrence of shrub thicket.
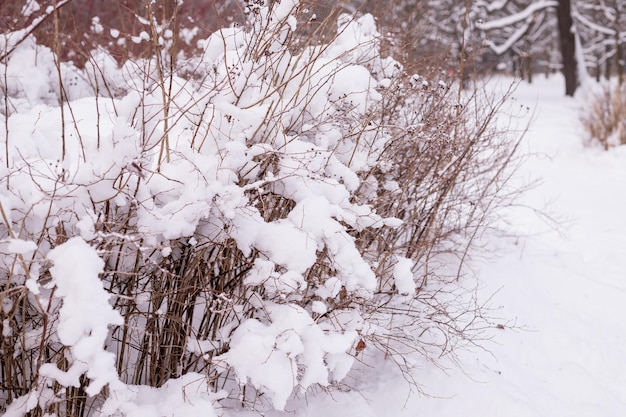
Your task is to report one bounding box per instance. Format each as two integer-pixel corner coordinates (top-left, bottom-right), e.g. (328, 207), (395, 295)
(580, 81), (626, 149)
(1, 1), (522, 415)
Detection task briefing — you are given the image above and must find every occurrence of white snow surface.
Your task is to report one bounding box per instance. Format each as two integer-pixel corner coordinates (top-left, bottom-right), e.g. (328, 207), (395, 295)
(259, 75), (626, 416)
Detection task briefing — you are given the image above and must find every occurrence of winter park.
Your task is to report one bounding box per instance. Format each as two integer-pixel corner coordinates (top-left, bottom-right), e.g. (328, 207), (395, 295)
(2, 0), (626, 416)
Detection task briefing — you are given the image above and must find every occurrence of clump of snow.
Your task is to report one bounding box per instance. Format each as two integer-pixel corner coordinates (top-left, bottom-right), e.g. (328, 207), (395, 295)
(21, 0), (40, 17)
(91, 17), (104, 35)
(131, 31), (150, 44)
(39, 238), (123, 396)
(393, 256), (415, 295)
(219, 302), (357, 410)
(5, 238), (37, 255)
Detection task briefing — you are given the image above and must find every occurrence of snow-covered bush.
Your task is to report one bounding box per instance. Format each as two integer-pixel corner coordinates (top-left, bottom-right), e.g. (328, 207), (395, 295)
(0, 1), (521, 415)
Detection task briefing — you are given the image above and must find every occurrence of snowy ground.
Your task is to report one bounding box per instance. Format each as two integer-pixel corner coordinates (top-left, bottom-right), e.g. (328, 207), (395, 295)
(266, 76), (626, 416)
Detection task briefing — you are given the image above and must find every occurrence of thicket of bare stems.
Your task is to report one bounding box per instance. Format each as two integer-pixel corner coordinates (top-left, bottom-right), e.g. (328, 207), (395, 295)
(1, 1), (524, 415)
(580, 81), (626, 149)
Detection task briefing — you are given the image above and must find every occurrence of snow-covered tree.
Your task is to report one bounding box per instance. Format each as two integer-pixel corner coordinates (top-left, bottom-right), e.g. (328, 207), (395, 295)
(475, 0), (559, 81)
(476, 0), (582, 95)
(575, 0), (626, 82)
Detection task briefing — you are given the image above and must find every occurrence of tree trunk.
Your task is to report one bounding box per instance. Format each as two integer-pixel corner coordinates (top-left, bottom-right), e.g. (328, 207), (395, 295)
(616, 2), (623, 84)
(605, 44), (612, 80)
(556, 0), (577, 96)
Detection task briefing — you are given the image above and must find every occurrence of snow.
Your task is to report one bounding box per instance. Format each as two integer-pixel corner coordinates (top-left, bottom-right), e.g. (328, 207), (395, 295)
(40, 238), (124, 396)
(101, 373), (226, 417)
(91, 17), (104, 35)
(392, 256), (415, 295)
(20, 0), (40, 17)
(219, 303), (357, 410)
(5, 238), (37, 254)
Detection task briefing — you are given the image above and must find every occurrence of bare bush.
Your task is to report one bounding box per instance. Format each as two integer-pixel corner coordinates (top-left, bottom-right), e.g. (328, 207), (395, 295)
(580, 81), (626, 149)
